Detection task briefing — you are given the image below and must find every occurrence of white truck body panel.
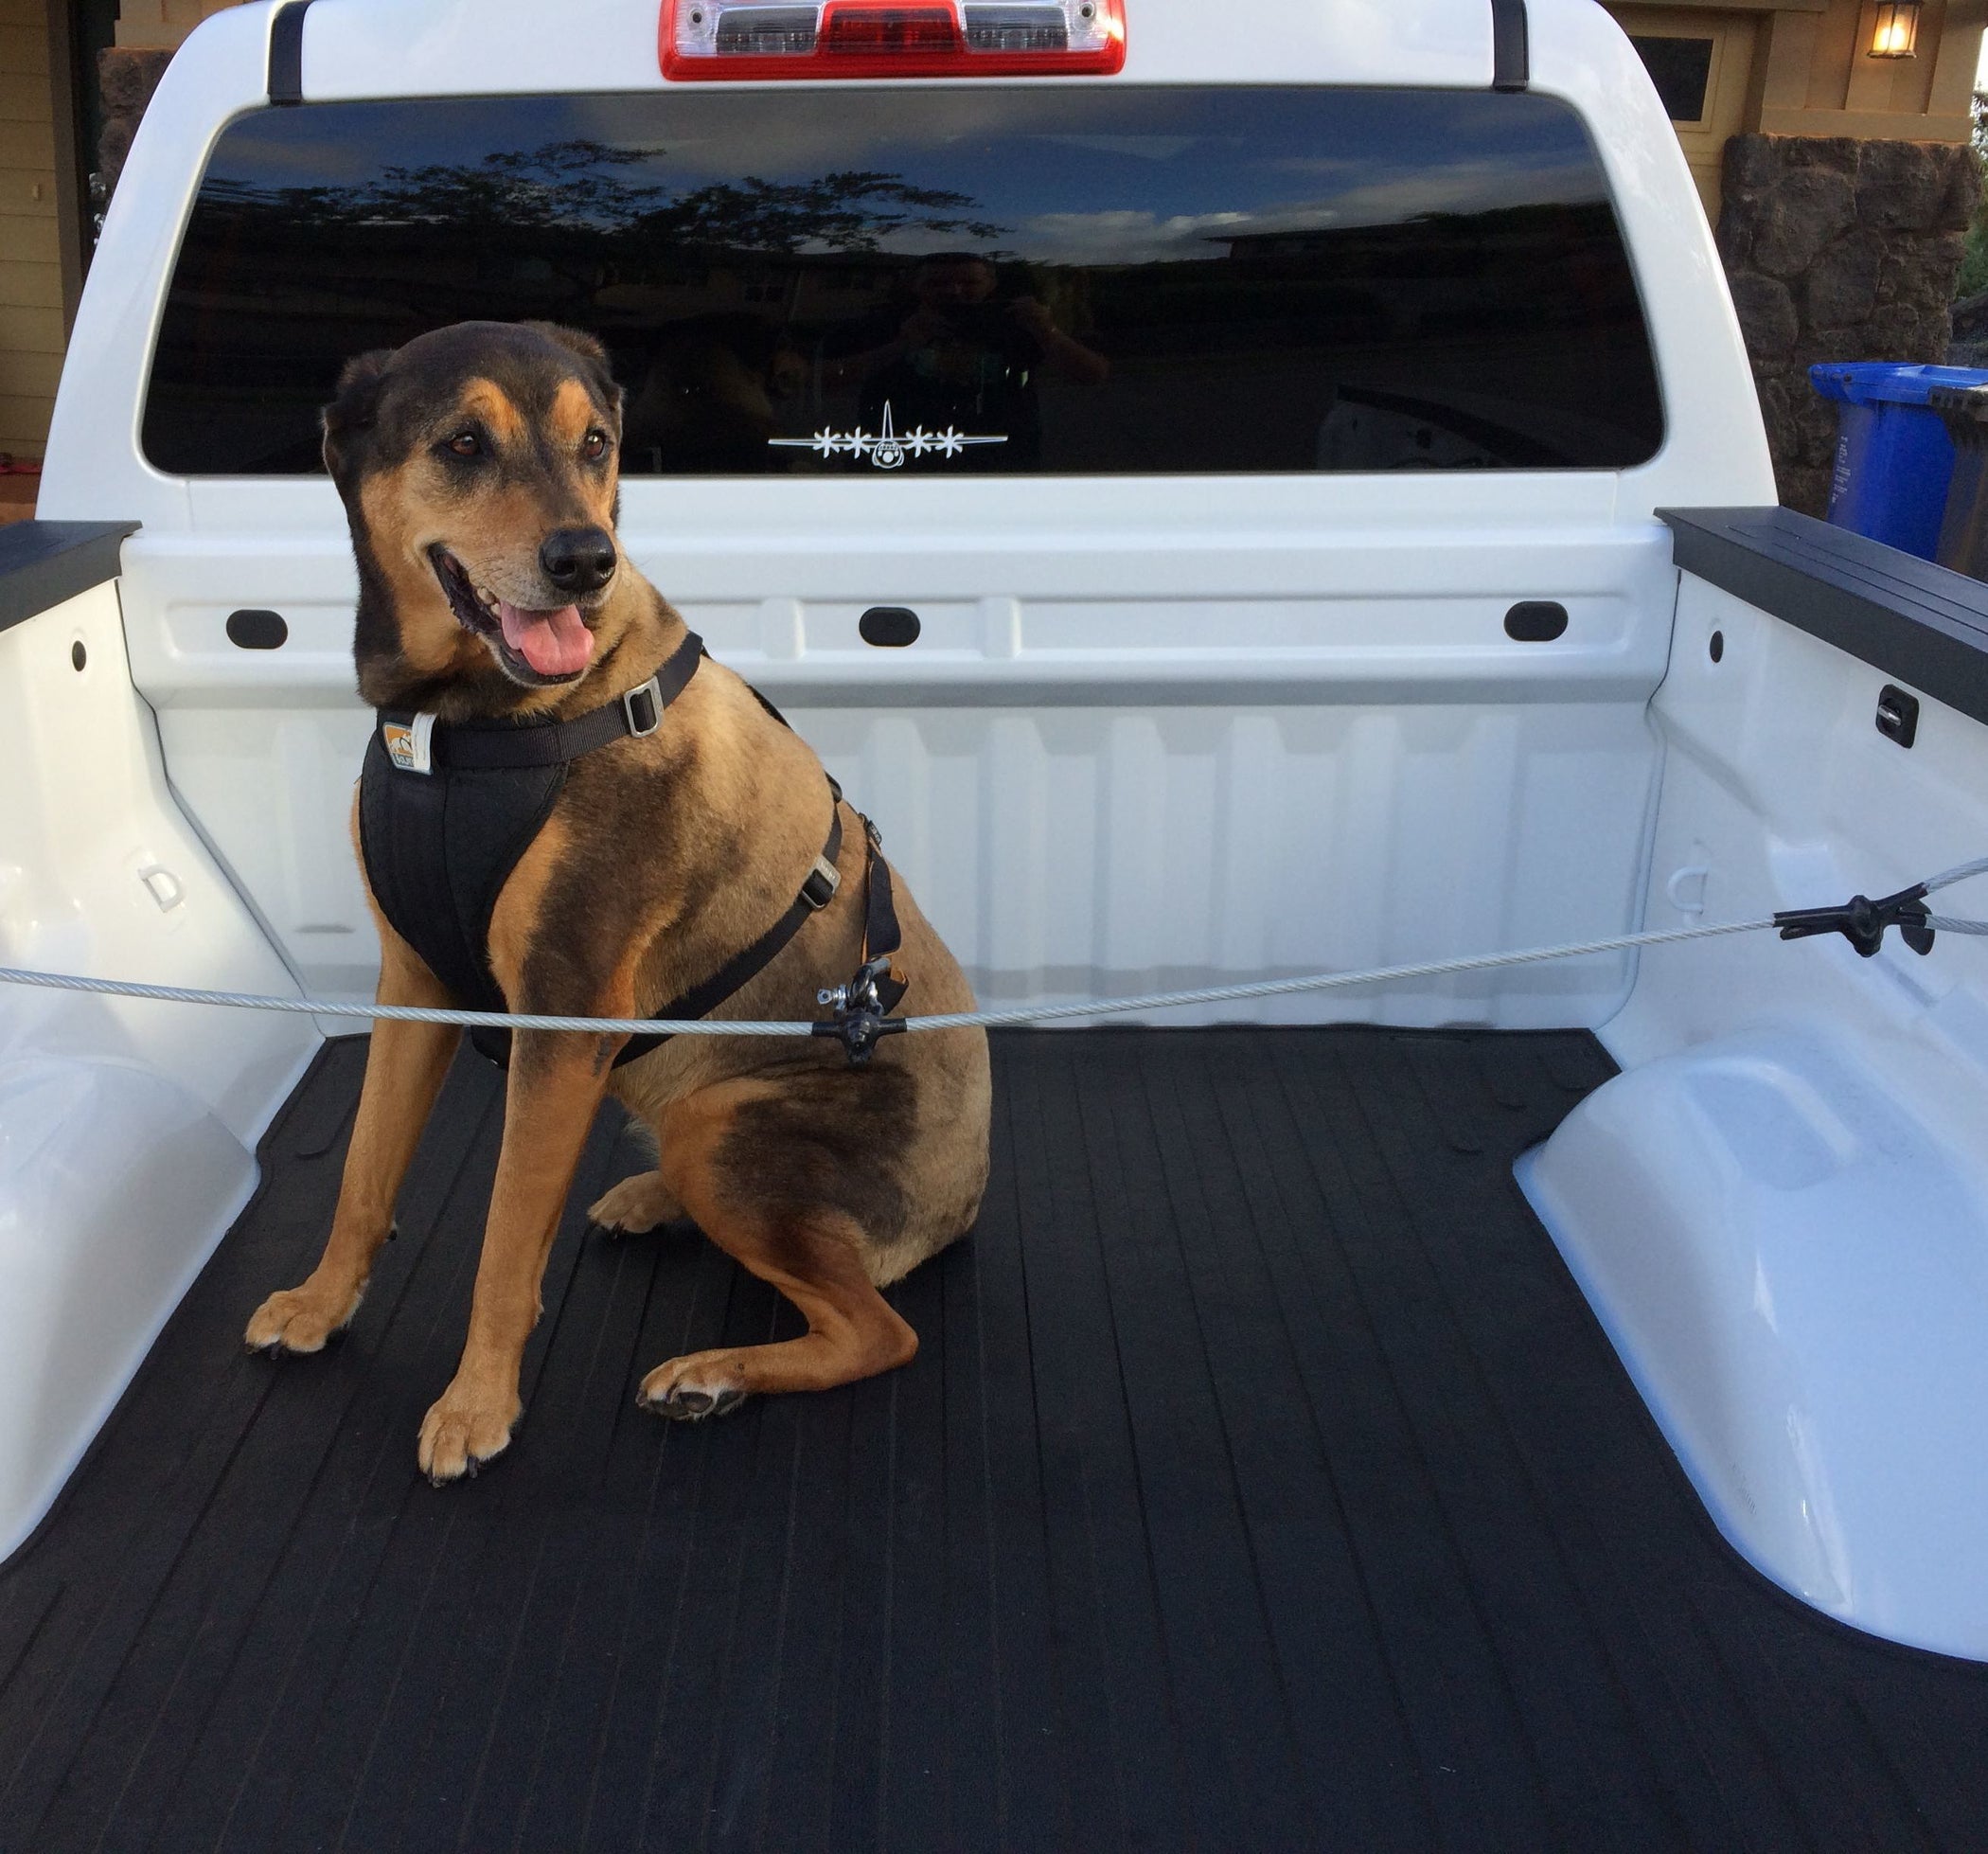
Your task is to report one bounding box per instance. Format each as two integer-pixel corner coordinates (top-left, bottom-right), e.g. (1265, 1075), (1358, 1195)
(37, 0), (1772, 1023)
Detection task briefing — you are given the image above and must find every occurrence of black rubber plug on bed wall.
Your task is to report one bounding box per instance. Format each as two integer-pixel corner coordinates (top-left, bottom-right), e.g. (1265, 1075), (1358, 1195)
(1504, 600), (1569, 642)
(226, 609), (289, 650)
(859, 606), (920, 647)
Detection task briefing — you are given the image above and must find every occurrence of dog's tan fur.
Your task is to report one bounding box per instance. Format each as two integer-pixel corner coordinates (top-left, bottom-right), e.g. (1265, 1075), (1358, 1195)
(243, 320), (990, 1482)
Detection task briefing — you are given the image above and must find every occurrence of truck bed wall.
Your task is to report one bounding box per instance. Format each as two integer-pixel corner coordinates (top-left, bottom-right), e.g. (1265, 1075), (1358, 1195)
(1528, 510), (1988, 1659)
(0, 527), (319, 1560)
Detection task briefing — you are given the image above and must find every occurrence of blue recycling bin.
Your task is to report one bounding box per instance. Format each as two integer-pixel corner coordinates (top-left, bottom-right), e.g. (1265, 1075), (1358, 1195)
(1809, 362), (1988, 561)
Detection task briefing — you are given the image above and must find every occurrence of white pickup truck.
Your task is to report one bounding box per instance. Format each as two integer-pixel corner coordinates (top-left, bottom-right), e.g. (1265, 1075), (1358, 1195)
(6, 0), (1988, 1845)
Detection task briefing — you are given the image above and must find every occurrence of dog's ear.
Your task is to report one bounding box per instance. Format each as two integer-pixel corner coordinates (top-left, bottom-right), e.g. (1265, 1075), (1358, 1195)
(321, 348), (395, 479)
(523, 321), (625, 419)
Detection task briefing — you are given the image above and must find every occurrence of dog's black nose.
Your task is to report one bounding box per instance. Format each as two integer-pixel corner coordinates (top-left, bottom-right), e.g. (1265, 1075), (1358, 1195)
(540, 526), (617, 595)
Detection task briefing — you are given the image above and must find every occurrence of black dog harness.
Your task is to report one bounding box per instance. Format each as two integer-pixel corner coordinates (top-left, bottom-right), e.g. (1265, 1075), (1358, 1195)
(357, 629), (905, 1067)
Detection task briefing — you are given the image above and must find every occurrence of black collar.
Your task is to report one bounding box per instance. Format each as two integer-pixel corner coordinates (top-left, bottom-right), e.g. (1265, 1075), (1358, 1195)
(376, 628), (702, 775)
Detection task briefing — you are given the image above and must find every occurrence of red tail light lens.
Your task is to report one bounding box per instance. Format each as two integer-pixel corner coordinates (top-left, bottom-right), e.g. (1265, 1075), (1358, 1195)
(823, 5), (957, 53)
(661, 0), (1126, 79)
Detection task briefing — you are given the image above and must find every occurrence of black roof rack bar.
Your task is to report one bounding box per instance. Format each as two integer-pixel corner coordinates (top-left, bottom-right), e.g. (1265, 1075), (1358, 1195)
(268, 0), (317, 106)
(1491, 0), (1528, 92)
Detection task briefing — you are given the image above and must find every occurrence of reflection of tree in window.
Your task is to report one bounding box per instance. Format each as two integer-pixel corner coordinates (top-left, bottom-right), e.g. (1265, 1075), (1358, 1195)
(200, 140), (1003, 247)
(156, 140), (1006, 471)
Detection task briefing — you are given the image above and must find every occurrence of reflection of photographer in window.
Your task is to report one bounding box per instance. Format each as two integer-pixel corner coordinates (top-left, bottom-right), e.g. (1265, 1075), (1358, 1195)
(833, 253), (1108, 469)
(620, 313), (805, 473)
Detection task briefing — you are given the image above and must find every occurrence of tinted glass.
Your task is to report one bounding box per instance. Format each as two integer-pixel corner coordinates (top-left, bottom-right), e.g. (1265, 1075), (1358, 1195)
(145, 88), (1663, 475)
(1628, 36), (1713, 124)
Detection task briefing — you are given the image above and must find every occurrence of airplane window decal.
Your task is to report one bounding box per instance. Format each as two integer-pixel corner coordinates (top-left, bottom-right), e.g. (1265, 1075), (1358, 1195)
(768, 400), (1007, 469)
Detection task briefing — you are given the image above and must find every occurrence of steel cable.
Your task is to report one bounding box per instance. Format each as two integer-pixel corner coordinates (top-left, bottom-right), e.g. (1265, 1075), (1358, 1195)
(1, 860), (1980, 1037)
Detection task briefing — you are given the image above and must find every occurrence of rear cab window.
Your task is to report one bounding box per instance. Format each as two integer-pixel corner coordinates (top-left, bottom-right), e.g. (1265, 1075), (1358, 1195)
(145, 87), (1663, 476)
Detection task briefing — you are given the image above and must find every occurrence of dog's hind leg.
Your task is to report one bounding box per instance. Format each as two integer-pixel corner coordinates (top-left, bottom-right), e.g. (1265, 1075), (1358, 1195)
(633, 1084), (916, 1419)
(246, 932), (460, 1356)
(635, 1204), (915, 1418)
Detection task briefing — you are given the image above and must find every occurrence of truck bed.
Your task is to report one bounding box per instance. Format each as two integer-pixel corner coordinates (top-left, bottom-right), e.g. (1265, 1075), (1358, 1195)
(3, 1026), (1985, 1852)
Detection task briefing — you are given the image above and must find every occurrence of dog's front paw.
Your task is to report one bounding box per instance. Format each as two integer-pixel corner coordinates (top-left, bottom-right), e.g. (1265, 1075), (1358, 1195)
(244, 1282), (361, 1356)
(417, 1377), (521, 1485)
(585, 1170), (686, 1239)
(638, 1350), (750, 1421)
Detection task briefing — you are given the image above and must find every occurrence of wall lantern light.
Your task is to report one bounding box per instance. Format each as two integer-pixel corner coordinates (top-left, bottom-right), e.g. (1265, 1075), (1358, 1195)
(1870, 1), (1921, 59)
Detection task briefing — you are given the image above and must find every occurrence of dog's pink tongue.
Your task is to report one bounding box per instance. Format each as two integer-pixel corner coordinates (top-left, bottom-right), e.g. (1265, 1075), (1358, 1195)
(497, 600), (593, 677)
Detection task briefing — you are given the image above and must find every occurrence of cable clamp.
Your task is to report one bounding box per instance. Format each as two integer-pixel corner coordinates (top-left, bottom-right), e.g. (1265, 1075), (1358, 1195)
(1774, 882), (1935, 958)
(814, 955), (908, 1065)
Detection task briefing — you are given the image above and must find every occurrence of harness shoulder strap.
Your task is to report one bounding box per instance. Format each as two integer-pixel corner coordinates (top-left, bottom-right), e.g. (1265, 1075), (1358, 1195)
(858, 814), (908, 1013)
(621, 787), (845, 1061)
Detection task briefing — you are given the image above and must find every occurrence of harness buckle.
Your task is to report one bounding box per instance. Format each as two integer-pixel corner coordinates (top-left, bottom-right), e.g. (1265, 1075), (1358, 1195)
(621, 676), (664, 740)
(802, 855), (842, 911)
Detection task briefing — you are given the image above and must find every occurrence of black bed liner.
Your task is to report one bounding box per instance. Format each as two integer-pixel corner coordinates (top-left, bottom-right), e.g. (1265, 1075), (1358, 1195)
(4, 1026), (1986, 1852)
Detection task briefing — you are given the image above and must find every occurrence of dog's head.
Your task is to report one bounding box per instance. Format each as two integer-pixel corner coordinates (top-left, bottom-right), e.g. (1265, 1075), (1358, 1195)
(324, 321), (634, 705)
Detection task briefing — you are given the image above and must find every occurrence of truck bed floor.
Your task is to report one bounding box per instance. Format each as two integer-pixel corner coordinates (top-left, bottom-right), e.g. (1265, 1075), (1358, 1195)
(3, 1026), (1986, 1852)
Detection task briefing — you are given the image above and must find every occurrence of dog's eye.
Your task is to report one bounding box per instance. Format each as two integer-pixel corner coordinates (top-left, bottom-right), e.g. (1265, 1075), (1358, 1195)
(580, 429), (610, 461)
(445, 431), (481, 458)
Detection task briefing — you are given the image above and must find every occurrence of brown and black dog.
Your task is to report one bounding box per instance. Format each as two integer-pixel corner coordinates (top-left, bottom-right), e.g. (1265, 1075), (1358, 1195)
(243, 320), (990, 1483)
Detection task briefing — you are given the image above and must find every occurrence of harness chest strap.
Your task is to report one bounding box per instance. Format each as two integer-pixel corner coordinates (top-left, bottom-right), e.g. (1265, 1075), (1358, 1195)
(358, 629), (894, 1067)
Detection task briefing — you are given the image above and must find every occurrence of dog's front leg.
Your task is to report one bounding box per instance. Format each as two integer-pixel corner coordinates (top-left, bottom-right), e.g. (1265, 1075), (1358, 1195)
(416, 1025), (617, 1483)
(246, 933), (460, 1354)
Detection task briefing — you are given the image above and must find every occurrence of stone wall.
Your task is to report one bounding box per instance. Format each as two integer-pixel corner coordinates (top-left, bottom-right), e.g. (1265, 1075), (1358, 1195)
(1716, 134), (1978, 516)
(97, 47), (175, 203)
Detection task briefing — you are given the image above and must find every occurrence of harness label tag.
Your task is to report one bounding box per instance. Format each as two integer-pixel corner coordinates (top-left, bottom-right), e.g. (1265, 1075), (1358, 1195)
(382, 712), (435, 775)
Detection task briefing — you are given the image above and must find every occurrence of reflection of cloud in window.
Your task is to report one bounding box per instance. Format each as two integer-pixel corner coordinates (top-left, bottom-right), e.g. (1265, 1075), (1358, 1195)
(1328, 159), (1606, 223)
(216, 120), (381, 184)
(1261, 158), (1368, 180)
(1011, 208), (1262, 265)
(1006, 160), (1604, 263)
(565, 90), (1135, 179)
(1037, 134), (1206, 162)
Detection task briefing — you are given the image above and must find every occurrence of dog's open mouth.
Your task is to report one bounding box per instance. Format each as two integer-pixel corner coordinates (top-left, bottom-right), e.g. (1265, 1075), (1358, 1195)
(429, 547), (595, 682)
